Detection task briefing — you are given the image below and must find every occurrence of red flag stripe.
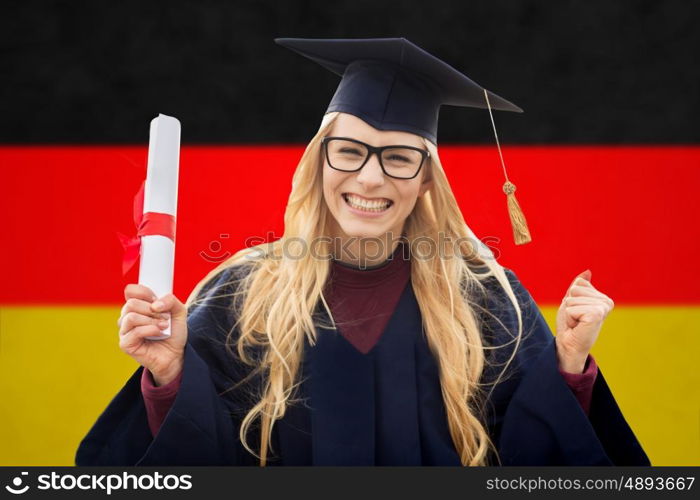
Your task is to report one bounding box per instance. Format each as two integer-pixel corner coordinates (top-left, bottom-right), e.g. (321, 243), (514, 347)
(1, 145), (698, 304)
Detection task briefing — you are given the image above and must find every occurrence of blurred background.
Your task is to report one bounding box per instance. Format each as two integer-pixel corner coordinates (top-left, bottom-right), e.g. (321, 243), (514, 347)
(0, 0), (698, 465)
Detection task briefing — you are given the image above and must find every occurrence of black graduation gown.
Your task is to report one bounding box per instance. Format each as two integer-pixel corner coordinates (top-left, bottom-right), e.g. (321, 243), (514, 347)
(75, 264), (651, 466)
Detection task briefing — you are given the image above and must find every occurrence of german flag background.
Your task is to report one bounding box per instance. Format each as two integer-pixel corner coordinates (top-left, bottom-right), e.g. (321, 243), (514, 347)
(1, 1), (698, 465)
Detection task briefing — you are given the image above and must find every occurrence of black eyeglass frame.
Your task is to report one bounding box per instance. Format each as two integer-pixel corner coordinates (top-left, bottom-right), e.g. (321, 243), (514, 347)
(321, 136), (430, 180)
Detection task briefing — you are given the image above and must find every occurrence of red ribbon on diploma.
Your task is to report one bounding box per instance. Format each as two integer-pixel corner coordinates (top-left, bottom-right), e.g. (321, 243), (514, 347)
(117, 180), (176, 276)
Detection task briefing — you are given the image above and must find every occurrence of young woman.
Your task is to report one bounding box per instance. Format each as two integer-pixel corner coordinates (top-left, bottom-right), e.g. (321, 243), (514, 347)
(76, 38), (650, 466)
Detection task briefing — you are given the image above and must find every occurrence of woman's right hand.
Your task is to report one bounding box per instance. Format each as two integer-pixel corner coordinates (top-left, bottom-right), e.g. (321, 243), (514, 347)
(118, 284), (189, 386)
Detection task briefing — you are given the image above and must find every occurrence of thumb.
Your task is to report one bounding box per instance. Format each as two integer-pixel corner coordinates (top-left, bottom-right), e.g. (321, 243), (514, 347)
(150, 293), (187, 320)
(572, 268), (592, 285)
(565, 268), (592, 298)
(579, 268), (592, 282)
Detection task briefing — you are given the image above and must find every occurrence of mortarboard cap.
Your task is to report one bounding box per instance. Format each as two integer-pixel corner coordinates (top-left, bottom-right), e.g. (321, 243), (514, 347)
(274, 37), (531, 245)
(273, 37), (522, 145)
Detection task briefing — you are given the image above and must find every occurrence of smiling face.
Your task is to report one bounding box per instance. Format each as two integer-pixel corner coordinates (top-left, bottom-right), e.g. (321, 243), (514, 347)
(322, 112), (433, 248)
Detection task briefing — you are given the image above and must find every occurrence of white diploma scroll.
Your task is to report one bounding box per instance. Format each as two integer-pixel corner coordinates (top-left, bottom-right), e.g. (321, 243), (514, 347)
(139, 113), (180, 340)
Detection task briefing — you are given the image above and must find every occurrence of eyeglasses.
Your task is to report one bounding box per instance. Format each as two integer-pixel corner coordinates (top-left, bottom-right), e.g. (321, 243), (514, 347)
(321, 136), (430, 180)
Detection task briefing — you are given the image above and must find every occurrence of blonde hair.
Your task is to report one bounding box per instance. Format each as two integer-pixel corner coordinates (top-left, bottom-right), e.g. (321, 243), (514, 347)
(185, 111), (525, 466)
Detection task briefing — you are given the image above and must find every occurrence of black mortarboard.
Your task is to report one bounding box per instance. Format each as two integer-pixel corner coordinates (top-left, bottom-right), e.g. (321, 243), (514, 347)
(273, 37), (522, 145)
(274, 37), (532, 245)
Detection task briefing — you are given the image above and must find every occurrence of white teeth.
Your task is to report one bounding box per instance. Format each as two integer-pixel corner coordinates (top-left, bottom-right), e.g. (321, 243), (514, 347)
(344, 193), (392, 211)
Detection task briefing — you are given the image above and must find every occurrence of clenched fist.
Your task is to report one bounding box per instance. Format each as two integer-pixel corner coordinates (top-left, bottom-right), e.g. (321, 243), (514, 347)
(555, 269), (614, 373)
(117, 284), (188, 386)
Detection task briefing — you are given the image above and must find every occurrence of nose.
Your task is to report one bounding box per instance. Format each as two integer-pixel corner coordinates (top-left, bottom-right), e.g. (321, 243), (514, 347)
(355, 151), (385, 187)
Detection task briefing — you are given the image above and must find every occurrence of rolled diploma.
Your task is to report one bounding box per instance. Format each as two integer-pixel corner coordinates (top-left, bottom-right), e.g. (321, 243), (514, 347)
(139, 113), (180, 340)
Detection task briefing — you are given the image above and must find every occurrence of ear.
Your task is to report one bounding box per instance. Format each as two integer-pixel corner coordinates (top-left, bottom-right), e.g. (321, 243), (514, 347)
(418, 177), (433, 197)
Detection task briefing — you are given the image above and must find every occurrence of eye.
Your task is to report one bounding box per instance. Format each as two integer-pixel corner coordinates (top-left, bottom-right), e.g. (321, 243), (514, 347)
(339, 147), (363, 156)
(387, 154), (411, 162)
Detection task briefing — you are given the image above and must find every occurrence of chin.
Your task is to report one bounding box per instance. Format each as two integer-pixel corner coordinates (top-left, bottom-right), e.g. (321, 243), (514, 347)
(337, 219), (392, 239)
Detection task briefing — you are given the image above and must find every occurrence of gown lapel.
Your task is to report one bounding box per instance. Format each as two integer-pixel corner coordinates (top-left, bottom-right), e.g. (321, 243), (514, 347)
(305, 305), (376, 465)
(276, 279), (461, 465)
(303, 280), (430, 465)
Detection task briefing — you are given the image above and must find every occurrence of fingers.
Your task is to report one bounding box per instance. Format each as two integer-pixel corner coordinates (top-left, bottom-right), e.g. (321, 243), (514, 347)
(566, 276), (593, 296)
(563, 296), (603, 306)
(563, 270), (614, 309)
(563, 295), (615, 312)
(574, 276), (593, 288)
(118, 311), (170, 336)
(568, 286), (614, 308)
(119, 297), (169, 324)
(567, 269), (591, 291)
(118, 296), (170, 330)
(119, 324), (164, 351)
(560, 269), (614, 329)
(124, 284), (157, 302)
(150, 293), (186, 319)
(119, 287), (183, 340)
(562, 304), (609, 323)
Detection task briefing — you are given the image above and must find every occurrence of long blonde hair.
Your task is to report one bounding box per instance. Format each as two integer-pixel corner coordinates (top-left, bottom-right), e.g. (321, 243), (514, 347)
(186, 111), (525, 466)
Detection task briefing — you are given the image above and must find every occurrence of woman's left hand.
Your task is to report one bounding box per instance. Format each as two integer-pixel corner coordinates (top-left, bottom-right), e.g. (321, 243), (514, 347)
(555, 269), (615, 373)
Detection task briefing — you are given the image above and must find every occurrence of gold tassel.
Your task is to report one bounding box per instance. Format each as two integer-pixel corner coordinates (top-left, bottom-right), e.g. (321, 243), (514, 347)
(503, 181), (531, 245)
(483, 88), (532, 245)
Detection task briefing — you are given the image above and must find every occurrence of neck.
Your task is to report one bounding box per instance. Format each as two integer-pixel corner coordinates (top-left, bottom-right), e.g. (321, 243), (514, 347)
(330, 232), (404, 268)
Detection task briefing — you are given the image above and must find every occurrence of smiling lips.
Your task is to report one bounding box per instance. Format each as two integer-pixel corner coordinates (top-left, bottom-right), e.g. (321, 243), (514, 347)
(342, 193), (393, 212)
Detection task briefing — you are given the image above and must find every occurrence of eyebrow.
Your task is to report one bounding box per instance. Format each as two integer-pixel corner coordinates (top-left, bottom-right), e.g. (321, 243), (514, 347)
(333, 135), (427, 150)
